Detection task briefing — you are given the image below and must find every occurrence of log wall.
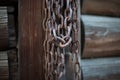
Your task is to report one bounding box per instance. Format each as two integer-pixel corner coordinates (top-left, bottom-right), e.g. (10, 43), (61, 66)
(0, 7), (16, 51)
(82, 57), (120, 80)
(82, 0), (120, 17)
(0, 51), (9, 80)
(82, 15), (120, 58)
(0, 6), (17, 80)
(8, 49), (18, 80)
(0, 7), (9, 51)
(0, 0), (120, 80)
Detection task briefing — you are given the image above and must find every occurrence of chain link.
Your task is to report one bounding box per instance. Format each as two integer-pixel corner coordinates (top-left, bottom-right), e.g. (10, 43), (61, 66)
(43, 0), (81, 80)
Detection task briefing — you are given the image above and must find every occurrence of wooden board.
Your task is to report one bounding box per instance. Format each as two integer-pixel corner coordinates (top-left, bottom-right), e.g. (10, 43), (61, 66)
(81, 57), (120, 80)
(0, 0), (17, 6)
(0, 50), (18, 80)
(82, 15), (120, 58)
(0, 66), (9, 76)
(19, 0), (45, 80)
(0, 7), (9, 51)
(0, 66), (9, 80)
(0, 60), (9, 80)
(0, 51), (8, 80)
(0, 60), (8, 67)
(8, 49), (18, 80)
(0, 7), (16, 51)
(0, 51), (7, 60)
(82, 0), (120, 17)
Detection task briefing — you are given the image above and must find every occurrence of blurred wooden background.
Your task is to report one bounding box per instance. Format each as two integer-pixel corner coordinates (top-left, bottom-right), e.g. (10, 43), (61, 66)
(0, 0), (120, 80)
(82, 15), (120, 58)
(82, 0), (120, 17)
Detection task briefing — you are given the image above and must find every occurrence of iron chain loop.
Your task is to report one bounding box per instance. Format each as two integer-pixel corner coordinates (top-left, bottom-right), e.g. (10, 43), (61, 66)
(43, 0), (81, 80)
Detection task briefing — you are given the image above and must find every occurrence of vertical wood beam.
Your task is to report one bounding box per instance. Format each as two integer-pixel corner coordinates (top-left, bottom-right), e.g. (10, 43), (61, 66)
(19, 0), (45, 80)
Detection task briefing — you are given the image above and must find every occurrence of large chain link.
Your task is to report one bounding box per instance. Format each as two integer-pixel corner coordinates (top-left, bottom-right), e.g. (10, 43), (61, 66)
(43, 0), (81, 80)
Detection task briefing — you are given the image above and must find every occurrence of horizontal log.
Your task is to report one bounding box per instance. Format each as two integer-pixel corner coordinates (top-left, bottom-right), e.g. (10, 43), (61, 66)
(0, 51), (7, 60)
(0, 51), (9, 79)
(0, 66), (9, 80)
(0, 60), (8, 67)
(0, 66), (9, 76)
(82, 57), (120, 80)
(0, 50), (18, 80)
(82, 0), (120, 17)
(0, 76), (8, 80)
(82, 15), (120, 58)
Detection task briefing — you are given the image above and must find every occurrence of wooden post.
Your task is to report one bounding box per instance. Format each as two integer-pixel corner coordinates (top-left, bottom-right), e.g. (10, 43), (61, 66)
(19, 0), (45, 80)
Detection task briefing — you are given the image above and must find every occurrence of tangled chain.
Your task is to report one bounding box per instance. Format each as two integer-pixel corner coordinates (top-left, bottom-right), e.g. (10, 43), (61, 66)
(43, 0), (81, 80)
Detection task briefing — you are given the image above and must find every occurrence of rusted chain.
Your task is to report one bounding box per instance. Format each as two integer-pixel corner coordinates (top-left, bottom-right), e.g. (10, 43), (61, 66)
(43, 0), (81, 80)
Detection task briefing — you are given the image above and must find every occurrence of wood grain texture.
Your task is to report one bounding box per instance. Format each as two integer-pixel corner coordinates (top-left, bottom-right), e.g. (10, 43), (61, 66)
(0, 66), (9, 80)
(8, 14), (16, 48)
(19, 0), (45, 80)
(0, 51), (8, 80)
(8, 49), (18, 80)
(0, 0), (17, 6)
(82, 15), (120, 58)
(0, 60), (8, 67)
(0, 7), (9, 51)
(82, 57), (120, 80)
(0, 51), (7, 60)
(0, 66), (9, 76)
(82, 0), (120, 17)
(0, 7), (16, 51)
(0, 60), (9, 80)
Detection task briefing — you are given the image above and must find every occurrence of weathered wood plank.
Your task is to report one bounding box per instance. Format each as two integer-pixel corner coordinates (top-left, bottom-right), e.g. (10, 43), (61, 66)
(0, 66), (9, 80)
(0, 60), (8, 67)
(0, 76), (9, 80)
(19, 0), (45, 80)
(0, 0), (17, 6)
(82, 0), (120, 17)
(0, 60), (9, 80)
(0, 66), (9, 76)
(82, 57), (120, 80)
(0, 51), (7, 60)
(8, 49), (18, 80)
(0, 7), (16, 51)
(82, 15), (120, 58)
(0, 7), (9, 51)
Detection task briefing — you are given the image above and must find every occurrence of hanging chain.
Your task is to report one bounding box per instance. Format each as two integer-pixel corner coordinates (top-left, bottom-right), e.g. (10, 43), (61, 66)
(43, 0), (81, 80)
